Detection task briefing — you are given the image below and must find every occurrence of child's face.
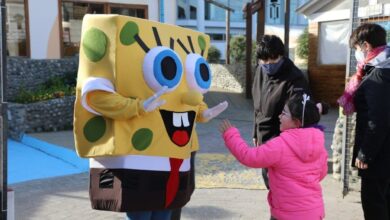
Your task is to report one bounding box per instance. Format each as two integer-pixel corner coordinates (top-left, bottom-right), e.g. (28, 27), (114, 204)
(279, 105), (300, 131)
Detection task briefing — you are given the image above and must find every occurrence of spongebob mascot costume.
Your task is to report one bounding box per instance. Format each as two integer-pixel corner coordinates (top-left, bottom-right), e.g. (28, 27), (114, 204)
(73, 14), (227, 216)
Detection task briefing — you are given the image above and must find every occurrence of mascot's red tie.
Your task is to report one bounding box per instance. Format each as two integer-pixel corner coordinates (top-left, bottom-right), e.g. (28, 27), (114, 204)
(165, 158), (183, 208)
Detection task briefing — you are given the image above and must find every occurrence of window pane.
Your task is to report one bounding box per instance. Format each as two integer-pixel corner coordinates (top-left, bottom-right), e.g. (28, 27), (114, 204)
(204, 0), (251, 22)
(61, 2), (104, 57)
(110, 7), (146, 19)
(6, 0), (27, 56)
(177, 0), (197, 20)
(205, 2), (224, 21)
(207, 33), (225, 41)
(318, 20), (349, 65)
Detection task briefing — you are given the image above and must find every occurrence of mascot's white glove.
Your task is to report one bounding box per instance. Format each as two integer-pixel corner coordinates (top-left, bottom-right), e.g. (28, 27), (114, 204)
(143, 86), (168, 112)
(202, 101), (228, 121)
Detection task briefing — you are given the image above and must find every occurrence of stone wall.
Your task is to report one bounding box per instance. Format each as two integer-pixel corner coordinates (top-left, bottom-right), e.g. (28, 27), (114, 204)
(6, 57), (78, 139)
(6, 57), (78, 100)
(8, 96), (75, 140)
(331, 113), (360, 186)
(209, 63), (248, 93)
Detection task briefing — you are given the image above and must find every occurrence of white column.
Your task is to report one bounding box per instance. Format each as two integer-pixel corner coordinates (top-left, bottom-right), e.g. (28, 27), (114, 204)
(184, 0), (190, 19)
(197, 0), (205, 32)
(164, 0), (177, 24)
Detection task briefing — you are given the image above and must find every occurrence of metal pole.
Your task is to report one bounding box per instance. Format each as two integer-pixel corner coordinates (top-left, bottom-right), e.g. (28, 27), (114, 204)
(341, 0), (359, 198)
(225, 9), (230, 64)
(245, 3), (252, 99)
(284, 0), (290, 57)
(0, 0), (7, 218)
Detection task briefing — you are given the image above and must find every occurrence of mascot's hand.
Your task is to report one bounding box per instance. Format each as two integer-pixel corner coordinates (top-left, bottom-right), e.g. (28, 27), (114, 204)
(202, 101), (228, 121)
(143, 86), (168, 112)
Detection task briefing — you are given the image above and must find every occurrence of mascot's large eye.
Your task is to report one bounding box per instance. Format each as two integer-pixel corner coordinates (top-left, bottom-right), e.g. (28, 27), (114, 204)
(143, 46), (183, 92)
(185, 53), (211, 94)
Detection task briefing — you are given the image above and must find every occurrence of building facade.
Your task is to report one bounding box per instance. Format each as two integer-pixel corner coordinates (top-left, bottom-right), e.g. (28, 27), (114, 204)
(297, 0), (390, 106)
(6, 0), (308, 59)
(176, 0), (309, 59)
(6, 0), (175, 59)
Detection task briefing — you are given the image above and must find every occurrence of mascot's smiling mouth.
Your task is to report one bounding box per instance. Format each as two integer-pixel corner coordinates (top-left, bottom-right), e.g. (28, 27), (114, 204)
(159, 110), (196, 146)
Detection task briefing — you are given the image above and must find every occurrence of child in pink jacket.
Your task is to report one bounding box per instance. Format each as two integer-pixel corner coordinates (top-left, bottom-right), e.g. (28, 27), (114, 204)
(220, 95), (328, 220)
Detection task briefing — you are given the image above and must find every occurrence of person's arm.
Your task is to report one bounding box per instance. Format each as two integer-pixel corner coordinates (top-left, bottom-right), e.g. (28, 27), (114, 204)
(222, 127), (282, 168)
(357, 70), (389, 164)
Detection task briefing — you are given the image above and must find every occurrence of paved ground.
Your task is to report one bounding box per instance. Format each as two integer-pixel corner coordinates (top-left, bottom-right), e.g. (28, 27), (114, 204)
(10, 90), (364, 220)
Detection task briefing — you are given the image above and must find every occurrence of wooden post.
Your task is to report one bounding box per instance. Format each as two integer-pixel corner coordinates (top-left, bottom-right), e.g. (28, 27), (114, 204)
(245, 3), (252, 99)
(256, 1), (265, 43)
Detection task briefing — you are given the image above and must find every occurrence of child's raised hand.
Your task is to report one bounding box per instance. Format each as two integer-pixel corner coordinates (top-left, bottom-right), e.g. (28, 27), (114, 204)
(219, 119), (233, 134)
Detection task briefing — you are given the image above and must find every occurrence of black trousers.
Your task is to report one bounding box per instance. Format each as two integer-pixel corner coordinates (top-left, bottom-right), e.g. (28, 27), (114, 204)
(361, 177), (390, 220)
(171, 208), (181, 220)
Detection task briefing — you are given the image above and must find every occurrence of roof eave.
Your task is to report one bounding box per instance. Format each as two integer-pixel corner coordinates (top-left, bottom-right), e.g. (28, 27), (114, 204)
(296, 0), (334, 17)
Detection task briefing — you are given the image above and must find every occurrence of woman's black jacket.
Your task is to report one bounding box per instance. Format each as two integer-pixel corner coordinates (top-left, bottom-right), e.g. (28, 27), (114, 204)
(352, 61), (390, 178)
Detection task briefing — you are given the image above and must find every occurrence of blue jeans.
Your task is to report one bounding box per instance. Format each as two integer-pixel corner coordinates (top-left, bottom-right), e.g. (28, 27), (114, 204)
(126, 210), (172, 220)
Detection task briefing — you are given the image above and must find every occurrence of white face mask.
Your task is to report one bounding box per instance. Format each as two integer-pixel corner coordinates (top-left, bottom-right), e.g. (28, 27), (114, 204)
(355, 50), (366, 62)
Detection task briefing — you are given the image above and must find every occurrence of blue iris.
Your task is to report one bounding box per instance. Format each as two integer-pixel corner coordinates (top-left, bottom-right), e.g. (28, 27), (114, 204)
(194, 57), (211, 89)
(153, 50), (182, 89)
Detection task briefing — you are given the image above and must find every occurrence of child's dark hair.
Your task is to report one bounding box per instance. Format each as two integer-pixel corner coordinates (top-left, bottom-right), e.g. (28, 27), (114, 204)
(287, 96), (329, 127)
(256, 35), (285, 60)
(349, 23), (387, 48)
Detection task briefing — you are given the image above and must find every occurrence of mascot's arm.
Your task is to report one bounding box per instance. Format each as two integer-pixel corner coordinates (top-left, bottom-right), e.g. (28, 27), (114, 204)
(86, 90), (146, 120)
(198, 101), (228, 122)
(196, 101), (209, 123)
(81, 78), (167, 120)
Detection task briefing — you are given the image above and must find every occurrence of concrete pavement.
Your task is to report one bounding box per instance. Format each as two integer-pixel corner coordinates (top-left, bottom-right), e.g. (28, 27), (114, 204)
(10, 90), (364, 220)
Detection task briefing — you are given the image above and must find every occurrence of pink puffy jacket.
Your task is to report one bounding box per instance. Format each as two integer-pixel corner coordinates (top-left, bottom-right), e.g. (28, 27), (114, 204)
(223, 127), (328, 220)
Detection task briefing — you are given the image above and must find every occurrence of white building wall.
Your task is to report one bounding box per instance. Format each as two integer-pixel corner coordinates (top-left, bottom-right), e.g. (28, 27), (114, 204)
(28, 0), (61, 59)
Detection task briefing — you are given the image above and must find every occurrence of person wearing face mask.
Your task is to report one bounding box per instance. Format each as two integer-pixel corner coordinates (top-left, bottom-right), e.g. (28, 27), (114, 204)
(339, 23), (390, 220)
(338, 24), (390, 115)
(252, 35), (312, 190)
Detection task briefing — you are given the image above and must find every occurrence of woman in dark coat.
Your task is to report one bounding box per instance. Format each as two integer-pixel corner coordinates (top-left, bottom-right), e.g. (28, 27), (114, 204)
(339, 23), (390, 220)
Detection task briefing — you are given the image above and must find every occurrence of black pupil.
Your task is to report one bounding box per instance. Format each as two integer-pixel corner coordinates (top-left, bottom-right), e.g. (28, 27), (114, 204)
(161, 56), (177, 80)
(199, 63), (209, 81)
